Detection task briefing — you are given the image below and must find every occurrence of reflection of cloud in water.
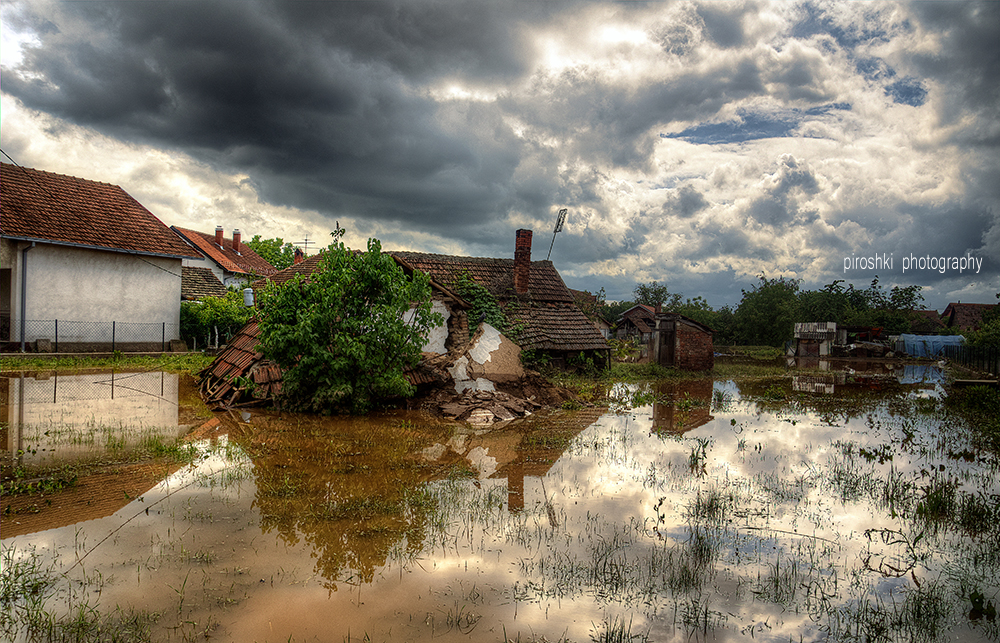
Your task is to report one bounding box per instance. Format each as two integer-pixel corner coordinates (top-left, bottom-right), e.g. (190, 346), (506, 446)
(5, 377), (997, 643)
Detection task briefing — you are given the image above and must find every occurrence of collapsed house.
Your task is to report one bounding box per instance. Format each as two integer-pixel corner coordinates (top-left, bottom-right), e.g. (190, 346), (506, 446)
(198, 230), (606, 420)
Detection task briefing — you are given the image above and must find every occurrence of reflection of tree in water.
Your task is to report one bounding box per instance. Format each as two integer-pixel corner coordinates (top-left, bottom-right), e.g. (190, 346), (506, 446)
(224, 412), (450, 589)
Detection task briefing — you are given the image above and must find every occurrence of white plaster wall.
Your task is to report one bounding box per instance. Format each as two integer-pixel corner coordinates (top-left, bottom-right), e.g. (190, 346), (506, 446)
(404, 300), (451, 354)
(18, 243), (182, 339)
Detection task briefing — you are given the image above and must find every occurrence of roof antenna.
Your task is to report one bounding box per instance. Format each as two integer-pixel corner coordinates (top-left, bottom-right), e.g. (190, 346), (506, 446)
(294, 237), (316, 256)
(546, 208), (568, 261)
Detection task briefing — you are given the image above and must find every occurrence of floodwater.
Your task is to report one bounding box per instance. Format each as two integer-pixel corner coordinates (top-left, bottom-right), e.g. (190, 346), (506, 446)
(2, 366), (999, 642)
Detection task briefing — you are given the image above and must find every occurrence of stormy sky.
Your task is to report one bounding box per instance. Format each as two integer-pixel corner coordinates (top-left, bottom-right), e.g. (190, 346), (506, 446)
(2, 0), (998, 310)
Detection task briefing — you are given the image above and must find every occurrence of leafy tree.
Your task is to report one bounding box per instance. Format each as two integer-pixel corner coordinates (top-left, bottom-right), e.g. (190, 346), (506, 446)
(600, 299), (636, 325)
(247, 235), (297, 271)
(674, 296), (718, 329)
(180, 289), (252, 348)
(732, 275), (801, 346)
(255, 229), (442, 414)
(798, 280), (850, 324)
(633, 281), (682, 310)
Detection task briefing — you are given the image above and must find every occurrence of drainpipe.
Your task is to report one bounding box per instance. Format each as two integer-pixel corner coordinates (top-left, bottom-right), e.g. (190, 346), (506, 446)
(20, 242), (35, 353)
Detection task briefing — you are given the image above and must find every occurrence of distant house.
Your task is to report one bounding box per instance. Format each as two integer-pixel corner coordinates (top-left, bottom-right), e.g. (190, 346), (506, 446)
(616, 304), (657, 342)
(942, 302), (997, 332)
(0, 162), (202, 351)
(393, 229), (610, 367)
(616, 305), (714, 370)
(171, 226), (277, 288)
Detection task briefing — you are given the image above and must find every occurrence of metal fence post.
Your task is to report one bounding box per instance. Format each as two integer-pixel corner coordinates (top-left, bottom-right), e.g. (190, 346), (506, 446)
(112, 321), (116, 353)
(54, 319), (58, 353)
(162, 322), (166, 352)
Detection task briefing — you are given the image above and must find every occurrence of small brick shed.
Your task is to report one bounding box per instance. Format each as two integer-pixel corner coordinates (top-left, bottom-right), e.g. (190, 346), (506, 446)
(651, 310), (714, 371)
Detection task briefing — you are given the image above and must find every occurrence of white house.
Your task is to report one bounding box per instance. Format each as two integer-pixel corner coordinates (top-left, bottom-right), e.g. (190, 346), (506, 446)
(0, 162), (203, 351)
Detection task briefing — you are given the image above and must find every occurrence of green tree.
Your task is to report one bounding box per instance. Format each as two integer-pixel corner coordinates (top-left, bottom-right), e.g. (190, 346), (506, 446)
(255, 229), (442, 414)
(247, 235), (297, 271)
(732, 275), (801, 346)
(633, 281), (682, 309)
(180, 289), (252, 347)
(675, 296), (718, 329)
(798, 280), (850, 324)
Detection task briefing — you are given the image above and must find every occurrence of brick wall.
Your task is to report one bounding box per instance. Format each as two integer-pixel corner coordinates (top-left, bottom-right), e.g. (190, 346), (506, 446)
(675, 323), (714, 371)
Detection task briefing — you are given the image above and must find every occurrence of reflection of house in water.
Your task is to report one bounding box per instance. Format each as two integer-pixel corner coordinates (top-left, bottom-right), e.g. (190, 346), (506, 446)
(0, 370), (187, 538)
(787, 360), (944, 395)
(651, 379), (715, 435)
(1, 370), (184, 468)
(793, 373), (848, 395)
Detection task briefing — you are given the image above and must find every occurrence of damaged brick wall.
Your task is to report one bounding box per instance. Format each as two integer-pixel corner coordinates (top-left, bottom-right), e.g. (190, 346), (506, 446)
(674, 322), (714, 371)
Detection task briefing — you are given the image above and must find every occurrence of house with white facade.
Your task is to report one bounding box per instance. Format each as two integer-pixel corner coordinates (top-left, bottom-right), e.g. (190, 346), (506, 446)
(0, 162), (203, 351)
(171, 226), (277, 289)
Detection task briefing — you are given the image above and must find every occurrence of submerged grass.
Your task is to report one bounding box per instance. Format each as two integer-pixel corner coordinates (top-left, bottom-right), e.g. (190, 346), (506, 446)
(0, 352), (214, 375)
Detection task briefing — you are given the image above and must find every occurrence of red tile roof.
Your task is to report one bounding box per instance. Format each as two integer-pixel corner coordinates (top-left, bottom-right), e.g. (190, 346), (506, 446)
(172, 226), (278, 277)
(0, 162), (201, 259)
(391, 251), (575, 303)
(942, 302), (997, 331)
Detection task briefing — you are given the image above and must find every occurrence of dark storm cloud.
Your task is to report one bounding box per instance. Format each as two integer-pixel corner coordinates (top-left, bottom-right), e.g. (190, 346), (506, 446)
(909, 1), (1000, 115)
(2, 0), (541, 235)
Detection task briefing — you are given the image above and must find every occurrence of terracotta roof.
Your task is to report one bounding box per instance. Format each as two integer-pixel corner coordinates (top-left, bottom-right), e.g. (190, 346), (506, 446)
(390, 251), (574, 303)
(942, 302), (997, 331)
(0, 162), (201, 259)
(509, 304), (611, 352)
(181, 266), (228, 301)
(172, 226), (278, 277)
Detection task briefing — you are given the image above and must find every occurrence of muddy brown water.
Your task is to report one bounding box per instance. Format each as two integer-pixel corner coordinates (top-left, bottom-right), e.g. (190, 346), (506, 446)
(2, 366), (999, 642)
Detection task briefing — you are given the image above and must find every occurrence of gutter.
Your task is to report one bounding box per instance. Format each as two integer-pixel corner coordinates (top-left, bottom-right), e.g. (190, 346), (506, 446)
(20, 241), (35, 352)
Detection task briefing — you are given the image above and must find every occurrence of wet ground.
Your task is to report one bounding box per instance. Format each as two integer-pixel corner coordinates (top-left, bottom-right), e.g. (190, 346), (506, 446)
(2, 364), (999, 642)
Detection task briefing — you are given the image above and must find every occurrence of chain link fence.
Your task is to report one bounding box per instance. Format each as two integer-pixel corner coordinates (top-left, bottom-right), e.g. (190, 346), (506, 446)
(3, 319), (181, 353)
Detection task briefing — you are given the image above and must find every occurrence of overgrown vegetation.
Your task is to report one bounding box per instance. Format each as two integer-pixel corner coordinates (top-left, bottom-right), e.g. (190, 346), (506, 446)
(179, 288), (252, 349)
(601, 276), (930, 347)
(256, 228), (441, 414)
(450, 271), (512, 337)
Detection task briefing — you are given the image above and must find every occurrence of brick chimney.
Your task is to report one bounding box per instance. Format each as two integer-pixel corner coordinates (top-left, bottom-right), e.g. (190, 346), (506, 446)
(215, 225), (224, 247)
(514, 229), (532, 295)
(232, 229), (241, 253)
(294, 248), (304, 264)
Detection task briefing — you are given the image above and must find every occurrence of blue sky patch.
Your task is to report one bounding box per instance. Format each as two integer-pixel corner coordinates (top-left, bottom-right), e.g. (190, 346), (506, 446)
(885, 77), (927, 107)
(662, 104), (851, 144)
